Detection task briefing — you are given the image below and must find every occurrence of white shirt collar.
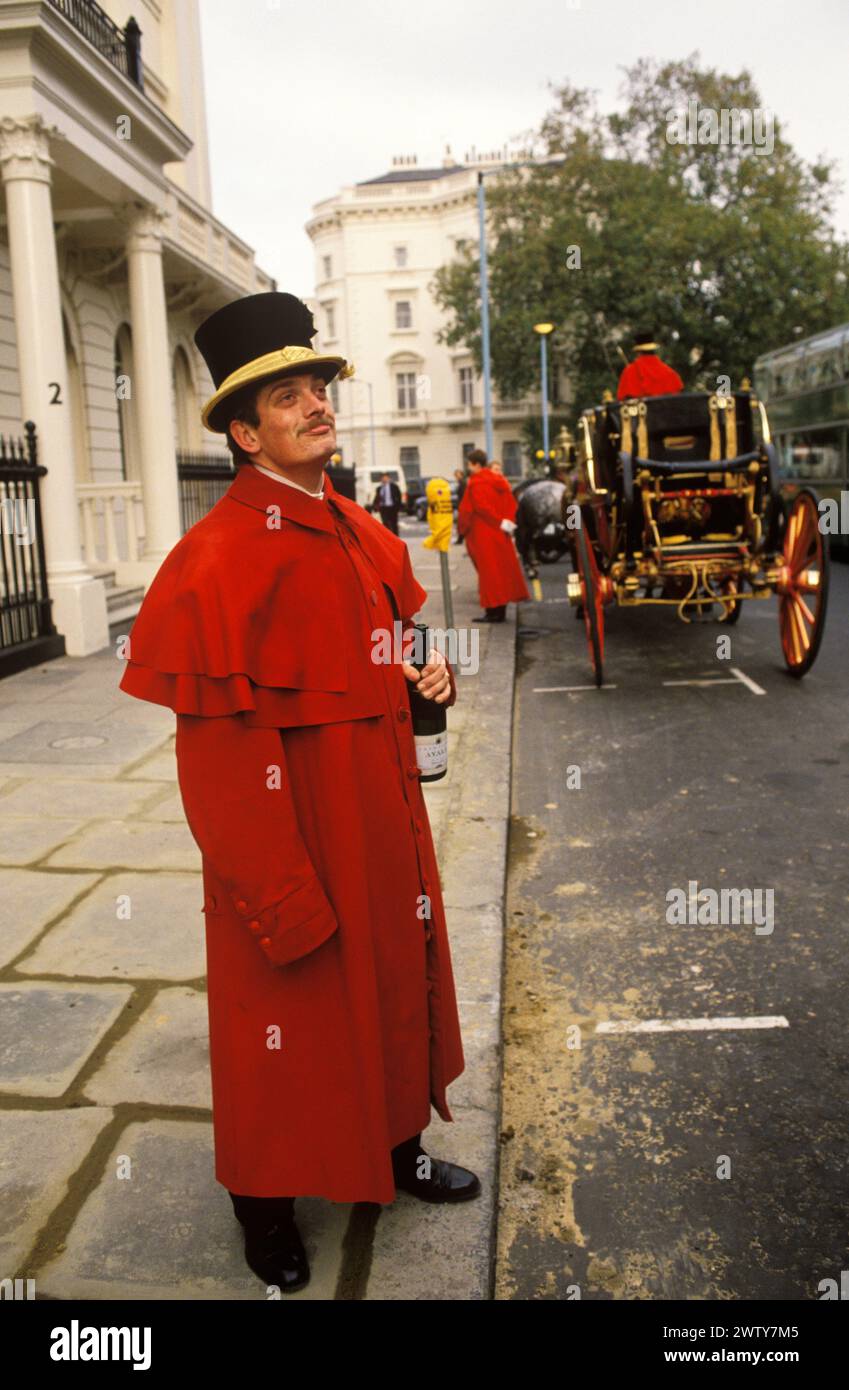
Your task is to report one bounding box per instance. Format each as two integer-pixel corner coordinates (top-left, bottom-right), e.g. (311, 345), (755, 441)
(252, 462), (325, 499)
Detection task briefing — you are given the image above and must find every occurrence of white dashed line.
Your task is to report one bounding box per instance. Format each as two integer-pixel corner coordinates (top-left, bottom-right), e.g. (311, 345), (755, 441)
(662, 667), (766, 695)
(595, 1015), (789, 1035)
(730, 666), (767, 695)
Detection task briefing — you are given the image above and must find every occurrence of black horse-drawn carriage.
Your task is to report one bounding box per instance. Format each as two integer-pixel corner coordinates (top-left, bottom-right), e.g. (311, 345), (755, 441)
(566, 388), (829, 686)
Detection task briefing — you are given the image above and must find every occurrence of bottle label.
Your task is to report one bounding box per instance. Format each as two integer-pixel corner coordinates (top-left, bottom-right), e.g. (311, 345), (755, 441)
(415, 730), (448, 774)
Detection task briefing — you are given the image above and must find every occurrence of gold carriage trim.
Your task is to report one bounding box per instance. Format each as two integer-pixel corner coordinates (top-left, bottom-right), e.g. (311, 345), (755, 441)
(636, 400), (649, 458)
(708, 395), (721, 461)
(722, 396), (738, 460)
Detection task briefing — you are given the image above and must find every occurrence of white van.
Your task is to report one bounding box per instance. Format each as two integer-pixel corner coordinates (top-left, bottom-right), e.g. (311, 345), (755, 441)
(355, 465), (407, 512)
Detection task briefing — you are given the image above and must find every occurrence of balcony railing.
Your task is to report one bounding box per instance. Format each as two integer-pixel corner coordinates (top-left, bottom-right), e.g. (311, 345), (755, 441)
(48, 0), (143, 89)
(77, 480), (144, 568)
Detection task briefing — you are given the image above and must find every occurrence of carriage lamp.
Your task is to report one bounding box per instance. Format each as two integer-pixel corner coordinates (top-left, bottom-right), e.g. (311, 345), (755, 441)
(533, 322), (555, 460)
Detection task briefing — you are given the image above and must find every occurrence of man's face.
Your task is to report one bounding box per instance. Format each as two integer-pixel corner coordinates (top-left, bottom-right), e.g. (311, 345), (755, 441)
(230, 370), (336, 469)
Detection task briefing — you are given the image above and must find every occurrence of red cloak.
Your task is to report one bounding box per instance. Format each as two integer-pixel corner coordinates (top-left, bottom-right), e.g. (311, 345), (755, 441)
(118, 464), (464, 1203)
(616, 354), (684, 400)
(457, 467), (530, 609)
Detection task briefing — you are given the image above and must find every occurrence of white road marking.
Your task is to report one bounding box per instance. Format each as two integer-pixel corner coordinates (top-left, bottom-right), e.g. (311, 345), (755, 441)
(596, 1015), (789, 1035)
(533, 684), (618, 692)
(663, 678), (741, 687)
(662, 668), (766, 695)
(731, 666), (767, 695)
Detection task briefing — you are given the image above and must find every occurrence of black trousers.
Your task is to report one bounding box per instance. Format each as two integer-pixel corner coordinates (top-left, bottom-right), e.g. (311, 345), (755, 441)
(229, 1132), (423, 1219)
(378, 506), (400, 535)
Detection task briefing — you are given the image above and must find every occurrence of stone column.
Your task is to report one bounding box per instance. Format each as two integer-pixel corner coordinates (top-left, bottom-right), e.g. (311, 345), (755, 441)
(122, 203), (182, 576)
(0, 115), (108, 656)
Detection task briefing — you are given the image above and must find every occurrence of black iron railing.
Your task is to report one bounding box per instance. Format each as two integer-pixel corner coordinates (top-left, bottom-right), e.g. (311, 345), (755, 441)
(0, 422), (65, 678)
(48, 0), (143, 89)
(176, 454), (359, 529)
(177, 452), (235, 533)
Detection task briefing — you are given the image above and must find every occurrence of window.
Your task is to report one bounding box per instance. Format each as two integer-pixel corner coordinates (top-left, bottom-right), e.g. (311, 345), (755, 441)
(400, 446), (421, 479)
(396, 372), (418, 411)
(322, 255), (332, 279)
(329, 379), (340, 412)
(394, 300), (412, 330)
(459, 366), (474, 407)
(778, 428), (844, 481)
(394, 245), (408, 268)
(325, 304), (336, 338)
(503, 440), (523, 477)
(461, 442), (476, 464)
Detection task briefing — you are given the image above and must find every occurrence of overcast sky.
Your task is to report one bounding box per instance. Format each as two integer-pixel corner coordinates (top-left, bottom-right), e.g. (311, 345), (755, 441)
(197, 0), (849, 297)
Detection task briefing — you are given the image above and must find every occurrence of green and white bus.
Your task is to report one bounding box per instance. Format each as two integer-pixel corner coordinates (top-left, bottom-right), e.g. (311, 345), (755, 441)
(755, 324), (849, 554)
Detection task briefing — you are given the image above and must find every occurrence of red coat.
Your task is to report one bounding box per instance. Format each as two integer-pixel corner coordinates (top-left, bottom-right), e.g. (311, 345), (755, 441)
(118, 464), (464, 1203)
(457, 467), (530, 608)
(616, 354), (684, 400)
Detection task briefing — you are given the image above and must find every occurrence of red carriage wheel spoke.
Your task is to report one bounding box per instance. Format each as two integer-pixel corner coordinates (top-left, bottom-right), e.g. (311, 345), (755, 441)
(794, 593), (816, 627)
(779, 489), (829, 677)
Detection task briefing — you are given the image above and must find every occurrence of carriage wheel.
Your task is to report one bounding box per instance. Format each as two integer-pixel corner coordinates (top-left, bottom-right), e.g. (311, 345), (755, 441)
(575, 521), (604, 687)
(778, 489), (829, 678)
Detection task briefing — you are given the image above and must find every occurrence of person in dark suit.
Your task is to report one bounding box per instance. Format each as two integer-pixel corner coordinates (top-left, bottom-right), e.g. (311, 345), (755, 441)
(372, 473), (402, 533)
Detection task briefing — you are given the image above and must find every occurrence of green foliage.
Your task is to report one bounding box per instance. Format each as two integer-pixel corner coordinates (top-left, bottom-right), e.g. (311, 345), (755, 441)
(431, 55), (849, 416)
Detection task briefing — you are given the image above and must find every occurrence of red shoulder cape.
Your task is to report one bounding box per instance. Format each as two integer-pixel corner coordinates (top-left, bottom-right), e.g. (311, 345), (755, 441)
(118, 466), (427, 724)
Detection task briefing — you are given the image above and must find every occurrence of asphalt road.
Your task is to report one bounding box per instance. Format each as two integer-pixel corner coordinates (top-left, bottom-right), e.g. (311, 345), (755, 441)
(496, 547), (849, 1301)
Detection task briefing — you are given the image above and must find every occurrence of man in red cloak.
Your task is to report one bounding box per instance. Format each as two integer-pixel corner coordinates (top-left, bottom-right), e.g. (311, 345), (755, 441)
(616, 331), (684, 400)
(457, 450), (530, 622)
(118, 292), (478, 1293)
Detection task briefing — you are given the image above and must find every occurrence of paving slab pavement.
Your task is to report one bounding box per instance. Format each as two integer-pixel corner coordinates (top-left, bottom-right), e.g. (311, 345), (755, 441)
(0, 518), (517, 1301)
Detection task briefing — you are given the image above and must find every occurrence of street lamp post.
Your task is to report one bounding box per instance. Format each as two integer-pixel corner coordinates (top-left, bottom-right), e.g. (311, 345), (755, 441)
(533, 322), (554, 462)
(476, 157), (562, 471)
(477, 173), (494, 460)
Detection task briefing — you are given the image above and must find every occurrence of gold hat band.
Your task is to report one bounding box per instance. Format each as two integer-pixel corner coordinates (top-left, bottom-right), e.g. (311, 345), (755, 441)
(633, 341), (658, 351)
(201, 345), (355, 431)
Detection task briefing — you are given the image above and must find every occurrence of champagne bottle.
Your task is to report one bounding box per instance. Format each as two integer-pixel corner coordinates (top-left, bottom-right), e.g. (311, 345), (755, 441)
(407, 622), (448, 782)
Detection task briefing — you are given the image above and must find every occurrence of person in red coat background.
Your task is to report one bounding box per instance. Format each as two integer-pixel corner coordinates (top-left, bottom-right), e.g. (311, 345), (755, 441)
(457, 450), (530, 622)
(616, 331), (684, 400)
(118, 292), (478, 1294)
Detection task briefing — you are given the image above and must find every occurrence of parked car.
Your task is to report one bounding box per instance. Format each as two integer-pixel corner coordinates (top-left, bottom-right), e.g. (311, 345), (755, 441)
(403, 477), (428, 516)
(355, 465), (407, 511)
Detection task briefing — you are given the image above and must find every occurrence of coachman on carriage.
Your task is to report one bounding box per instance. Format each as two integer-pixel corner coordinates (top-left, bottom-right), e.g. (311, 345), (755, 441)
(566, 387), (829, 687)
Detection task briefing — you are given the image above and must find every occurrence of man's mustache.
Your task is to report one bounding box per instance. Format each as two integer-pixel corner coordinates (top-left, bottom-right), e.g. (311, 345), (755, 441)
(300, 420), (335, 432)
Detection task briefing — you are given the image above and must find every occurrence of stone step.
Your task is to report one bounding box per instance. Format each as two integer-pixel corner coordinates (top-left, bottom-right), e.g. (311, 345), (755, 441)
(106, 583), (144, 610)
(90, 566), (117, 591)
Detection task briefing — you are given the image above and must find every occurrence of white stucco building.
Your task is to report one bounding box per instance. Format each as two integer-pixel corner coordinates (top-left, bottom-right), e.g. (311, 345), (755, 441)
(306, 150), (538, 491)
(0, 0), (274, 667)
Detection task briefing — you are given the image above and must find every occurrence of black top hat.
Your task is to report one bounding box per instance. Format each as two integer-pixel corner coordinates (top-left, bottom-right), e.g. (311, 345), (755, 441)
(632, 330), (659, 352)
(194, 291), (353, 433)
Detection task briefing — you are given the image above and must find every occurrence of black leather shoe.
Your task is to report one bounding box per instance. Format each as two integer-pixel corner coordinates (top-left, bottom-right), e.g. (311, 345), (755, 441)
(393, 1152), (482, 1203)
(243, 1216), (309, 1292)
(229, 1194), (310, 1292)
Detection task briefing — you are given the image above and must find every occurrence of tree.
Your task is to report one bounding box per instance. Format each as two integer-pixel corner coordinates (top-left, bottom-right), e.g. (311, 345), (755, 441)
(431, 55), (849, 414)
